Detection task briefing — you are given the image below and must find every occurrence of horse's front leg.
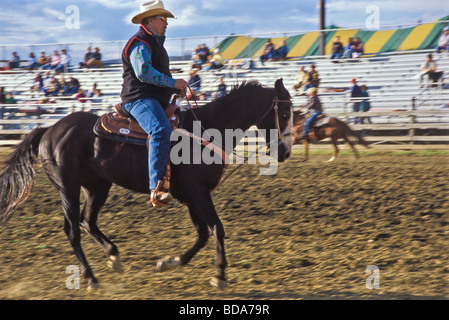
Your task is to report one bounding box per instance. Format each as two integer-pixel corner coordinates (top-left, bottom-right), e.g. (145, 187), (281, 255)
(156, 192), (227, 289)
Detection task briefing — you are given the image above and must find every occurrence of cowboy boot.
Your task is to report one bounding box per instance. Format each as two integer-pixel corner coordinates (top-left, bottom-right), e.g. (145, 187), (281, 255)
(150, 179), (173, 207)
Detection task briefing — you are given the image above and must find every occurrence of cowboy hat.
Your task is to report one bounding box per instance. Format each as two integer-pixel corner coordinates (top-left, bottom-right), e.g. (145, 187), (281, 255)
(131, 1), (175, 24)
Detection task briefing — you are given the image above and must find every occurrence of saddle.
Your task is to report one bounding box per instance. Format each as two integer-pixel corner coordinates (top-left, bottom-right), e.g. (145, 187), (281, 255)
(312, 114), (330, 128)
(94, 98), (181, 146)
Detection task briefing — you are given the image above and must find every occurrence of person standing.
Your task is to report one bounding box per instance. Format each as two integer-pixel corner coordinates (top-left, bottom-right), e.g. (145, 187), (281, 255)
(350, 78), (362, 124)
(120, 1), (188, 207)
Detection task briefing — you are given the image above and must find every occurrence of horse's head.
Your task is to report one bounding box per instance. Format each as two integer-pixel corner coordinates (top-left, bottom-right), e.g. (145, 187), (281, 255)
(257, 78), (293, 162)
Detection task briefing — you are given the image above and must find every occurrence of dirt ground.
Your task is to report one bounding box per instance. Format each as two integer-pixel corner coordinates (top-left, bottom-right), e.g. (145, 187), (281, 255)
(0, 145), (448, 300)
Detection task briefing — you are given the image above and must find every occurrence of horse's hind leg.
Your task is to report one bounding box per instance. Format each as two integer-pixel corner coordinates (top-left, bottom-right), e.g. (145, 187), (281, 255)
(59, 186), (98, 291)
(80, 181), (123, 273)
(328, 136), (339, 162)
(343, 136), (360, 160)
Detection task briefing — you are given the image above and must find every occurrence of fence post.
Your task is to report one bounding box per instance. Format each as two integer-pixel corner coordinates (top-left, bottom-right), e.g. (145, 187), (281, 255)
(409, 97), (416, 144)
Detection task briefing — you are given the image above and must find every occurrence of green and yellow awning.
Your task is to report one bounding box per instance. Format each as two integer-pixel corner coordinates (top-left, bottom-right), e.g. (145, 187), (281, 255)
(216, 15), (449, 60)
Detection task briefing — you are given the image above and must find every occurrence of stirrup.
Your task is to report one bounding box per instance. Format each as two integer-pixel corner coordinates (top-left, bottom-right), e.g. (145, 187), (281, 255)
(150, 179), (172, 208)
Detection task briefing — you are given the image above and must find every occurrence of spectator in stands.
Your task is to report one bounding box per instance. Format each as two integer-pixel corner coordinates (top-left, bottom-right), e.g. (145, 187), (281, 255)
(274, 40), (288, 60)
(37, 52), (49, 68)
(343, 37), (354, 58)
(293, 65), (308, 95)
(212, 77), (227, 100)
(43, 76), (61, 97)
(420, 53), (443, 87)
(8, 52), (20, 69)
(350, 78), (362, 124)
(26, 52), (39, 70)
(359, 85), (372, 124)
(91, 89), (103, 103)
(330, 36), (343, 59)
(75, 88), (87, 103)
(79, 47), (93, 68)
(260, 39), (275, 65)
(188, 70), (201, 93)
(55, 49), (71, 73)
(208, 49), (225, 70)
(436, 26), (449, 54)
(43, 50), (61, 70)
(87, 47), (103, 68)
(87, 82), (98, 98)
(62, 76), (81, 95)
(351, 37), (364, 58)
(304, 64), (320, 91)
(197, 44), (210, 65)
(5, 93), (17, 104)
(30, 73), (44, 96)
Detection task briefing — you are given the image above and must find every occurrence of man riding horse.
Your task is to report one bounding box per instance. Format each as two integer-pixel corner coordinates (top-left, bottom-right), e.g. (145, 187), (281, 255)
(121, 1), (188, 207)
(301, 87), (323, 140)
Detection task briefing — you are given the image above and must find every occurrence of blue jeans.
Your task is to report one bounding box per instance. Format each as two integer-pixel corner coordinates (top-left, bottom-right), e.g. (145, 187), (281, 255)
(303, 111), (322, 137)
(122, 98), (172, 191)
(436, 45), (449, 53)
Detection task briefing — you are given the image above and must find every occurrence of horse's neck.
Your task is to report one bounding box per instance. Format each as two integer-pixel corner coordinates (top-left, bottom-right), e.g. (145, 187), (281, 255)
(181, 95), (265, 151)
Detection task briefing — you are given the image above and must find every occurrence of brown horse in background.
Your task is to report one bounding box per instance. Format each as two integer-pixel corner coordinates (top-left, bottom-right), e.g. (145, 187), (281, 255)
(292, 110), (370, 162)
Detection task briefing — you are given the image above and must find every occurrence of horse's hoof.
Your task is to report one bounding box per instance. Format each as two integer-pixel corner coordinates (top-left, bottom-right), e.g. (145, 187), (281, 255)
(87, 280), (99, 292)
(327, 156), (336, 162)
(156, 256), (181, 272)
(210, 276), (227, 290)
(108, 255), (123, 273)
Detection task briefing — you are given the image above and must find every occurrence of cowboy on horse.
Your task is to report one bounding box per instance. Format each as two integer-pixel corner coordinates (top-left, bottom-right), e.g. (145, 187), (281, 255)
(120, 1), (188, 207)
(301, 87), (323, 139)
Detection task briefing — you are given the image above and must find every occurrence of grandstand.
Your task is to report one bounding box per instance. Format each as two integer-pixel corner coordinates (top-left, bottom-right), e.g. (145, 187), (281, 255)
(1, 20), (448, 145)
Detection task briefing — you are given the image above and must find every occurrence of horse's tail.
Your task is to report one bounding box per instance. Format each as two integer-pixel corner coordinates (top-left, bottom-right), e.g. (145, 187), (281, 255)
(0, 127), (48, 225)
(342, 121), (371, 148)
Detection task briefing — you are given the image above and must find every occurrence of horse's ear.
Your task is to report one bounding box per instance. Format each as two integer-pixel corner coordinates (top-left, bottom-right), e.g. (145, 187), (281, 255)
(274, 78), (288, 97)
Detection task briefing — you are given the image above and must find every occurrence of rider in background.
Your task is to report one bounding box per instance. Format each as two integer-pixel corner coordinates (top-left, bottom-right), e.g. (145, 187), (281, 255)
(302, 87), (323, 139)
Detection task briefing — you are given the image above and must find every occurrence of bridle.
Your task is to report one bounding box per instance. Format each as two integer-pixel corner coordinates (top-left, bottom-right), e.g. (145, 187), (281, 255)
(256, 96), (293, 140)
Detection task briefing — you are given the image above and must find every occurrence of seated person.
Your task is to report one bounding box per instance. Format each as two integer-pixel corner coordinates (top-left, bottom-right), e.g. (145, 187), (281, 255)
(330, 36), (343, 59)
(274, 40), (288, 59)
(86, 47), (102, 68)
(351, 37), (364, 58)
(208, 49), (225, 70)
(188, 70), (201, 92)
(436, 26), (449, 53)
(8, 52), (20, 69)
(36, 52), (50, 68)
(260, 39), (275, 65)
(26, 52), (39, 70)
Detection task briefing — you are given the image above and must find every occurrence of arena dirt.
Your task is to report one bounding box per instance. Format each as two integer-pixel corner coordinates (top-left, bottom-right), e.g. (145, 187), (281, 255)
(0, 148), (448, 300)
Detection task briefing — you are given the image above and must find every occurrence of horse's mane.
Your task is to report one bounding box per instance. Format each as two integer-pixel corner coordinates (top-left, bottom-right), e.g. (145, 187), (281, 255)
(199, 80), (265, 111)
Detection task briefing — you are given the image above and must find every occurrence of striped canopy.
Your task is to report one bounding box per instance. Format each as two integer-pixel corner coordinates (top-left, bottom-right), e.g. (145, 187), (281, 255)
(215, 16), (449, 60)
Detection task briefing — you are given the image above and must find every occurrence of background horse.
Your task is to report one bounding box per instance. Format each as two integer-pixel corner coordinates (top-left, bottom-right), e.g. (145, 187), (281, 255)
(292, 110), (370, 162)
(0, 79), (292, 290)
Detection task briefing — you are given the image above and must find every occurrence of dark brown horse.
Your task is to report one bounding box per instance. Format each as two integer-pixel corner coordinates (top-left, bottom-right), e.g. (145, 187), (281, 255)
(0, 79), (292, 290)
(292, 110), (370, 162)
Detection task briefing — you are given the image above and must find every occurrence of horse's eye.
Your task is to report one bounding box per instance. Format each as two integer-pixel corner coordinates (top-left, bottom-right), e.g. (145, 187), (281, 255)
(283, 113), (290, 119)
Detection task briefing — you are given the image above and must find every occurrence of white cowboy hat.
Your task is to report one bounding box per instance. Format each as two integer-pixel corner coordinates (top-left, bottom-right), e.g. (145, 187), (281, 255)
(131, 1), (175, 24)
